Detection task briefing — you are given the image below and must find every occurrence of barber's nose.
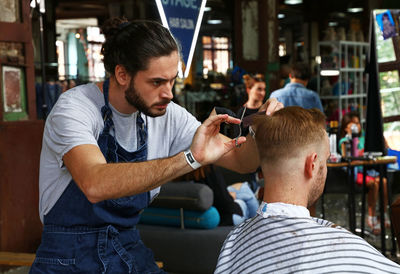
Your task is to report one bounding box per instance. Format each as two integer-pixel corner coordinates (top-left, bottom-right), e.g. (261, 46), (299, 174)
(161, 83), (174, 100)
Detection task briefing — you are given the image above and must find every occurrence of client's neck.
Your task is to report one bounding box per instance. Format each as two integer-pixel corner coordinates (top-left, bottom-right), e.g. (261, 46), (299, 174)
(262, 172), (309, 208)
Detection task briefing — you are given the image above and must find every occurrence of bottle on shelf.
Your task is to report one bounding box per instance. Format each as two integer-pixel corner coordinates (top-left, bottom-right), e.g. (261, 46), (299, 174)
(350, 123), (360, 157)
(328, 120), (341, 162)
(343, 136), (352, 158)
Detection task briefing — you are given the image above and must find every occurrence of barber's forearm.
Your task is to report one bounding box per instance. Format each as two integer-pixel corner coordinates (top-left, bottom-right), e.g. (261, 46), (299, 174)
(215, 133), (259, 173)
(82, 152), (193, 203)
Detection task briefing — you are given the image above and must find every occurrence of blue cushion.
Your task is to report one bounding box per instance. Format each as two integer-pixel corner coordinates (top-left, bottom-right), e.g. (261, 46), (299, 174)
(388, 149), (400, 170)
(139, 206), (220, 229)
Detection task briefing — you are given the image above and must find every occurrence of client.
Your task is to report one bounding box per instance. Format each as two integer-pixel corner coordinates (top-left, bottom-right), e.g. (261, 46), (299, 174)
(215, 106), (400, 274)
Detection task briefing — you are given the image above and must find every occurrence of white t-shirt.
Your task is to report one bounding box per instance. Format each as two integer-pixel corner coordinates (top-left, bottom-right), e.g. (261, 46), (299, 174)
(215, 202), (400, 274)
(39, 83), (200, 222)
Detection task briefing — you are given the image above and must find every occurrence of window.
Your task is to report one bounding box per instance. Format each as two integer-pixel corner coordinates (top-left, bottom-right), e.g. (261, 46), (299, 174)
(86, 27), (105, 81)
(202, 36), (231, 76)
(374, 10), (400, 150)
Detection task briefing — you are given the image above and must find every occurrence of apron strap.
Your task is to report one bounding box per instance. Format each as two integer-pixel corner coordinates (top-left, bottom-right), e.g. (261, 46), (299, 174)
(97, 225), (134, 273)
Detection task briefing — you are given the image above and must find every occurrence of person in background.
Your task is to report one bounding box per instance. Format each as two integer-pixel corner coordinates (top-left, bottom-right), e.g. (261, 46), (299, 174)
(279, 63), (291, 88)
(235, 73), (266, 137)
(269, 63), (324, 216)
(339, 112), (389, 234)
(215, 106), (400, 274)
(270, 63), (323, 112)
(178, 165), (260, 226)
(233, 74), (266, 197)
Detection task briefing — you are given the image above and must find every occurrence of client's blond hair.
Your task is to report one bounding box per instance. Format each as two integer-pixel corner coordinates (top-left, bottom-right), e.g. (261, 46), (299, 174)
(252, 106), (326, 165)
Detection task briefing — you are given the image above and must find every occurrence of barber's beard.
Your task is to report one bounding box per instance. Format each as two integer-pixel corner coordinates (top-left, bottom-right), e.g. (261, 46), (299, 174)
(125, 82), (170, 117)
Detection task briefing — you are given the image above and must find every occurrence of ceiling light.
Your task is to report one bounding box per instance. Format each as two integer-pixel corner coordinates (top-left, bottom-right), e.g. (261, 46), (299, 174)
(278, 13), (285, 19)
(320, 70), (340, 76)
(347, 7), (363, 13)
(284, 0), (303, 5)
(328, 21), (338, 27)
(204, 6), (211, 12)
(207, 19), (222, 25)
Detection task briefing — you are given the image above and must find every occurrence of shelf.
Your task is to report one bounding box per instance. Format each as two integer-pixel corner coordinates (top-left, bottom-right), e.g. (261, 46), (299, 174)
(318, 40), (369, 122)
(318, 40), (369, 47)
(321, 94), (367, 100)
(320, 68), (365, 75)
(340, 68), (365, 72)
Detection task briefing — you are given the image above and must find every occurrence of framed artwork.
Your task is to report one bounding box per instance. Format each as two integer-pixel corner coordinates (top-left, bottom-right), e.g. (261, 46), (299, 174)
(0, 0), (20, 23)
(376, 10), (397, 40)
(1, 65), (28, 121)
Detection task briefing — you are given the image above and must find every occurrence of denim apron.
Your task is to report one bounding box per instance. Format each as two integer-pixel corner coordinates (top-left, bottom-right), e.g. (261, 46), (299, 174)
(30, 79), (164, 274)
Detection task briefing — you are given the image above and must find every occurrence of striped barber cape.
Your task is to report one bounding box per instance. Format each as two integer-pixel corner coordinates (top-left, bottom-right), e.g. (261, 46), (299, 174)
(215, 202), (400, 274)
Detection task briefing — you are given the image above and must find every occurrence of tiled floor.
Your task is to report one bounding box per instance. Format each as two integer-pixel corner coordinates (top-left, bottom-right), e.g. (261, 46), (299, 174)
(316, 193), (400, 263)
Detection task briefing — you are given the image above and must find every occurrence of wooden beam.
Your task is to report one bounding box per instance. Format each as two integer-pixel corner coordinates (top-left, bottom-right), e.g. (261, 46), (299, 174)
(0, 252), (35, 266)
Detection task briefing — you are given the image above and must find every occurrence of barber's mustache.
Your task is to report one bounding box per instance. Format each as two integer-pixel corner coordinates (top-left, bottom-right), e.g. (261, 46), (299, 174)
(154, 99), (171, 106)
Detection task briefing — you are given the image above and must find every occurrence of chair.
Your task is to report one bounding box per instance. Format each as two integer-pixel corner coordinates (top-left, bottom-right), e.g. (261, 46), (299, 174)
(390, 196), (400, 251)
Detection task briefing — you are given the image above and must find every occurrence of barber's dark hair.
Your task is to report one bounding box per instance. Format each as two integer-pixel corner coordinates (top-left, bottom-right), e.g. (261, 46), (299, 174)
(290, 63), (311, 81)
(101, 17), (179, 76)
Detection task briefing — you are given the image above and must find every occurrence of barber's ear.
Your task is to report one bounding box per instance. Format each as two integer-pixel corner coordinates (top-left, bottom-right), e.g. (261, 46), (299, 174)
(114, 65), (130, 86)
(304, 153), (317, 178)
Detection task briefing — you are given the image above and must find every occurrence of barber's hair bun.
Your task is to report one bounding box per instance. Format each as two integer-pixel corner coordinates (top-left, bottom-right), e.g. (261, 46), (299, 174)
(101, 17), (129, 41)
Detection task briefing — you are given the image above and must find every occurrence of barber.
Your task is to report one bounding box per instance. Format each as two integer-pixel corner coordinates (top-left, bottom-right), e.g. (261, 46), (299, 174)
(30, 18), (283, 273)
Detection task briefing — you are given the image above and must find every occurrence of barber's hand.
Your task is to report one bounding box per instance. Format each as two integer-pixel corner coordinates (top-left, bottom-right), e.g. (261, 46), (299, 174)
(259, 98), (284, 115)
(190, 112), (246, 165)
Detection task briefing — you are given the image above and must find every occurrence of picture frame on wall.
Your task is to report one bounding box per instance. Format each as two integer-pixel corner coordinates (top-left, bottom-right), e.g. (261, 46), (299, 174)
(0, 0), (20, 23)
(1, 65), (28, 121)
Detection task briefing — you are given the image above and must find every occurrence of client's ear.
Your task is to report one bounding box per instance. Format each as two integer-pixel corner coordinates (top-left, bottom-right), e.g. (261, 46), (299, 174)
(304, 152), (317, 178)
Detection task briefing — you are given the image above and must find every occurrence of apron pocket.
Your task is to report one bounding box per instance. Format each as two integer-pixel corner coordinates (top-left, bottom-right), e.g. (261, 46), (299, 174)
(31, 257), (77, 273)
(34, 257), (76, 266)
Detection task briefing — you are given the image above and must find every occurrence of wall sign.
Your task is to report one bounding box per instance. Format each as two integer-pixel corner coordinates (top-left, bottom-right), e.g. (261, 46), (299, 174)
(155, 0), (207, 78)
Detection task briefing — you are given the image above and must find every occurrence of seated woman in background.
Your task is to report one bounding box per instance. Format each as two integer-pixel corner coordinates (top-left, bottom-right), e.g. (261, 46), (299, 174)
(339, 112), (389, 234)
(176, 165), (259, 226)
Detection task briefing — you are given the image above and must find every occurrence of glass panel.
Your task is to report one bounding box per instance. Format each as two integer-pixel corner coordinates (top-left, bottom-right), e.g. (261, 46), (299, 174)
(203, 49), (213, 71)
(384, 121), (400, 151)
(56, 40), (66, 80)
(0, 0), (20, 23)
(380, 71), (400, 118)
(202, 36), (212, 49)
(214, 50), (229, 74)
(87, 27), (105, 43)
(212, 37), (229, 49)
(87, 43), (105, 81)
